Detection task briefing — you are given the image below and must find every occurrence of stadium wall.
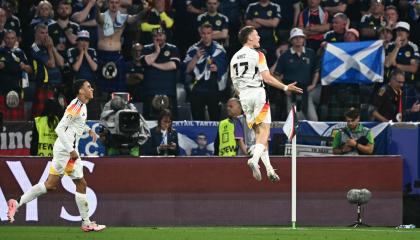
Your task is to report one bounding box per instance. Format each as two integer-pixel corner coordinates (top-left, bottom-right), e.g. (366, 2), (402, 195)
(0, 156), (402, 227)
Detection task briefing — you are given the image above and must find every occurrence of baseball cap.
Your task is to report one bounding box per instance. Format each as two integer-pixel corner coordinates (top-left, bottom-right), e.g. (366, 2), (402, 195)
(77, 30), (90, 41)
(395, 21), (410, 32)
(289, 28), (306, 40)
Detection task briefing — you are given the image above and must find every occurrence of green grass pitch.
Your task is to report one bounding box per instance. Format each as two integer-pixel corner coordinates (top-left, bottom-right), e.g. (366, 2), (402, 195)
(0, 226), (419, 240)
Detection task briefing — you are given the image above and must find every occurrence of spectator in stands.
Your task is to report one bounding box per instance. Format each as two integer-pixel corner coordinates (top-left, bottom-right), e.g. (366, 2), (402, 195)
(325, 27), (362, 121)
(360, 0), (386, 40)
(273, 28), (320, 121)
(384, 21), (419, 118)
(184, 0), (206, 52)
(72, 0), (99, 48)
(2, 2), (21, 42)
(332, 107), (374, 155)
(0, 7), (7, 45)
(321, 0), (347, 18)
(125, 42), (145, 103)
(186, 0), (205, 16)
(96, 0), (145, 96)
(30, 1), (56, 28)
(371, 69), (420, 122)
(378, 26), (393, 49)
(385, 4), (399, 29)
(28, 1), (56, 46)
(344, 27), (360, 42)
(49, 0), (80, 59)
(140, 28), (180, 119)
(140, 0), (174, 44)
(0, 30), (32, 121)
(30, 99), (63, 156)
(184, 23), (228, 121)
(385, 21), (419, 84)
(67, 30), (99, 119)
(245, 0), (281, 66)
(274, 0), (300, 43)
(323, 13), (348, 43)
(197, 0), (229, 47)
(191, 133), (213, 156)
(298, 0), (330, 53)
(186, 0), (205, 20)
(67, 30), (98, 83)
(218, 0), (248, 57)
(30, 23), (65, 117)
(145, 109), (179, 156)
(214, 98), (247, 156)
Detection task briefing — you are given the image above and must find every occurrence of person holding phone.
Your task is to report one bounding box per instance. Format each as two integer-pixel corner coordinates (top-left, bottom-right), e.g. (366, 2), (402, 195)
(145, 108), (179, 156)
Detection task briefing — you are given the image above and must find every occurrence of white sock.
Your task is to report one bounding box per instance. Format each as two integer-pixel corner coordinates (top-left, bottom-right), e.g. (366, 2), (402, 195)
(75, 192), (90, 225)
(250, 144), (265, 164)
(18, 182), (47, 208)
(261, 150), (274, 172)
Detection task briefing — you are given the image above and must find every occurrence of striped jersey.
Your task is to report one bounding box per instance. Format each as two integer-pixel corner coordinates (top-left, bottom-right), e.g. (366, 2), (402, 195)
(230, 46), (269, 92)
(54, 98), (90, 153)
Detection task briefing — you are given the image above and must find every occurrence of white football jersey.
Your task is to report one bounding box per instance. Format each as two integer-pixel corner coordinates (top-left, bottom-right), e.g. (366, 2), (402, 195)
(230, 46), (269, 92)
(54, 98), (90, 153)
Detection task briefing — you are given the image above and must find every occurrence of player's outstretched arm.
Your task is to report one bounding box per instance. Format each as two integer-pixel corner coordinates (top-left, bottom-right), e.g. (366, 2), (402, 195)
(261, 70), (303, 94)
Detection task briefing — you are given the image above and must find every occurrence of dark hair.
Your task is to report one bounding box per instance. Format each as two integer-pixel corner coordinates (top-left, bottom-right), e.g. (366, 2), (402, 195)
(238, 26), (255, 45)
(58, 0), (72, 6)
(73, 79), (88, 96)
(157, 109), (173, 131)
(344, 107), (360, 119)
(197, 132), (206, 138)
(42, 99), (63, 129)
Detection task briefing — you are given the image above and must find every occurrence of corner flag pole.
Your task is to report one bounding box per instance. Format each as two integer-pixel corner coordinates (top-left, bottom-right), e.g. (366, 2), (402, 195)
(291, 132), (297, 229)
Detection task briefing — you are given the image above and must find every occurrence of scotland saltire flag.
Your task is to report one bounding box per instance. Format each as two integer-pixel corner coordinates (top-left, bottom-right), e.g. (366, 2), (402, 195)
(321, 40), (384, 85)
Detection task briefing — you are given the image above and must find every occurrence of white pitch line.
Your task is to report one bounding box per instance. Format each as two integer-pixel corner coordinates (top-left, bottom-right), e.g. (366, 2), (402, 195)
(228, 227), (418, 233)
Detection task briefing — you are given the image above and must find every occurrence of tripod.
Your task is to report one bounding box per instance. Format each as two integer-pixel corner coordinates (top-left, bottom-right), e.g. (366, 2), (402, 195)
(349, 203), (370, 227)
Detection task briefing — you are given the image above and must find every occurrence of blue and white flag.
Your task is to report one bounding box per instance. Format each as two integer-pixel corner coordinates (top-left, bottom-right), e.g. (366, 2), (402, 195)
(321, 40), (385, 85)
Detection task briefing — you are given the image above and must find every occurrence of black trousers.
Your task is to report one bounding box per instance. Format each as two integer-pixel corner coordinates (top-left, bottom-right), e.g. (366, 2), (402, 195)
(190, 91), (220, 121)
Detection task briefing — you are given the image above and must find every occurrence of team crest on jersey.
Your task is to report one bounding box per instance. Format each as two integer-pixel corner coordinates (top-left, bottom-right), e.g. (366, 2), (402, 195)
(267, 11), (272, 17)
(254, 12), (258, 16)
(102, 61), (117, 80)
(164, 50), (170, 57)
(215, 20), (221, 26)
(405, 51), (411, 57)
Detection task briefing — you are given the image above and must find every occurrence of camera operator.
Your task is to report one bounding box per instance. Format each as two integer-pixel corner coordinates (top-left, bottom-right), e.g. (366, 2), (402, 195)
(99, 93), (150, 156)
(332, 107), (374, 155)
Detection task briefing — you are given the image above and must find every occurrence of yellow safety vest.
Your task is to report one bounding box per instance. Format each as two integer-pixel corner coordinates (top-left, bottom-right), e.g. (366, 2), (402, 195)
(218, 119), (237, 156)
(34, 116), (58, 156)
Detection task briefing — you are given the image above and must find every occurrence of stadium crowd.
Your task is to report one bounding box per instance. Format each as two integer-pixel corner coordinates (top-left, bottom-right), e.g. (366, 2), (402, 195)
(0, 0), (419, 124)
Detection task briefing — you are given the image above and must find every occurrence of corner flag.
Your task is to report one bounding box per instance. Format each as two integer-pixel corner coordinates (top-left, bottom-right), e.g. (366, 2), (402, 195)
(283, 105), (298, 140)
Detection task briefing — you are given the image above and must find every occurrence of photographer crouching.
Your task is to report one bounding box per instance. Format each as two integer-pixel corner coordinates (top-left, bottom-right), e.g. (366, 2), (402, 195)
(99, 92), (150, 156)
(332, 108), (375, 155)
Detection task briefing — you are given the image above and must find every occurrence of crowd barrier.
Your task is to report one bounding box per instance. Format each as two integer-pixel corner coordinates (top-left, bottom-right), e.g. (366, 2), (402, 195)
(0, 120), (419, 194)
(0, 156), (402, 226)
